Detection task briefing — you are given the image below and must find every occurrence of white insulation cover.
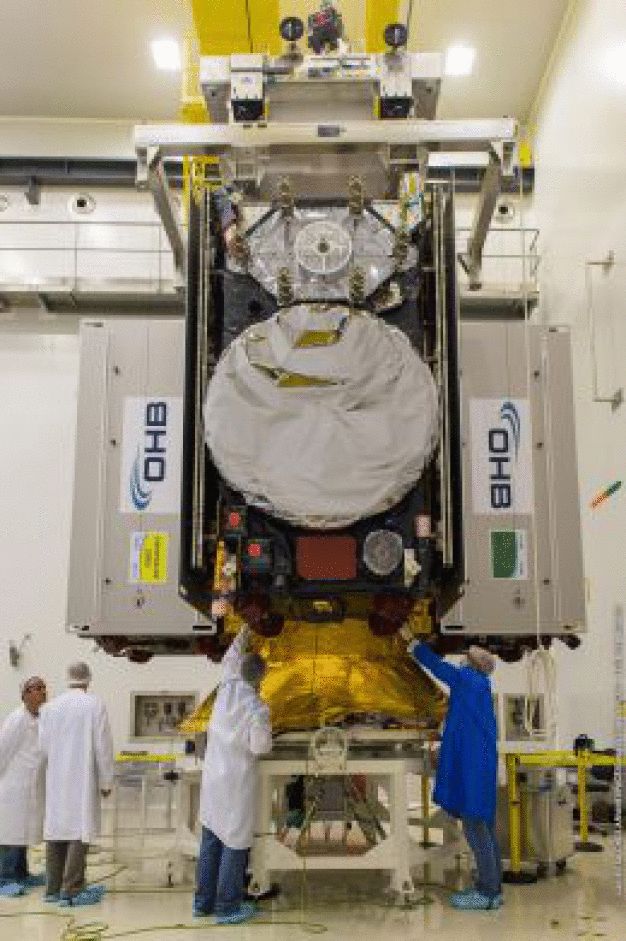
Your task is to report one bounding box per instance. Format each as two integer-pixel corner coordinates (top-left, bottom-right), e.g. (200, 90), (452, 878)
(205, 306), (439, 529)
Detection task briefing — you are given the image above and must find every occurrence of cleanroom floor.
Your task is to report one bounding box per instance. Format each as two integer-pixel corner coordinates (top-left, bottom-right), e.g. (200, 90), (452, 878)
(0, 835), (623, 940)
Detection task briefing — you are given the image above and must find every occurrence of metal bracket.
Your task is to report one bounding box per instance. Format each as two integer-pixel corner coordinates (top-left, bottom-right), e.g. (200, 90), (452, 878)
(586, 251), (623, 411)
(457, 146), (503, 290)
(136, 147), (185, 276)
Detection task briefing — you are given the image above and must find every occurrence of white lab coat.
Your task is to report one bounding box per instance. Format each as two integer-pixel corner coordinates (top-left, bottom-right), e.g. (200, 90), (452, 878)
(38, 689), (114, 843)
(200, 629), (272, 850)
(0, 705), (45, 846)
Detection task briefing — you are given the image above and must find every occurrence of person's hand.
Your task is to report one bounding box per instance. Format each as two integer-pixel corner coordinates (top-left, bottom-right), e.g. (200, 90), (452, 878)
(399, 624), (414, 644)
(223, 224), (237, 254)
(100, 789), (111, 798)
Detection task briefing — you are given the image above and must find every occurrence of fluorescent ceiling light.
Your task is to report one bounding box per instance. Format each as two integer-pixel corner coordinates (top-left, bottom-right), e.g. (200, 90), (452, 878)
(603, 42), (626, 85)
(151, 39), (181, 72)
(445, 44), (476, 77)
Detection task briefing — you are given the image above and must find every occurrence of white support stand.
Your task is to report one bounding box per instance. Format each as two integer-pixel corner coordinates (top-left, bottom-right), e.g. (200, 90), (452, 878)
(249, 739), (460, 902)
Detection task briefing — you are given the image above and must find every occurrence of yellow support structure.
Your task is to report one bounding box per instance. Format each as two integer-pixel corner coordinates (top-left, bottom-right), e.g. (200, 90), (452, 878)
(506, 753), (522, 875)
(191, 0), (281, 56)
(577, 752), (589, 844)
(365, 0), (401, 53)
(504, 748), (626, 864)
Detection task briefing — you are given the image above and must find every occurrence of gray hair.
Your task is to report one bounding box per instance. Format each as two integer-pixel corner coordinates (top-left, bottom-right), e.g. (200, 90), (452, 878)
(467, 646), (496, 676)
(241, 652), (267, 686)
(67, 661), (92, 686)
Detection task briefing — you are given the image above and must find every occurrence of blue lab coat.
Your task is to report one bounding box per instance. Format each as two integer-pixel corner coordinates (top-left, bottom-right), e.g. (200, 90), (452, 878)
(410, 642), (497, 824)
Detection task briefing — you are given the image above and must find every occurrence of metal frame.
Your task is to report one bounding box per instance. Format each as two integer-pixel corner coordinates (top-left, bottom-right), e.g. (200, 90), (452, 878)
(135, 118), (517, 156)
(134, 116), (516, 336)
(137, 148), (185, 277)
(458, 148), (503, 290)
(585, 252), (623, 411)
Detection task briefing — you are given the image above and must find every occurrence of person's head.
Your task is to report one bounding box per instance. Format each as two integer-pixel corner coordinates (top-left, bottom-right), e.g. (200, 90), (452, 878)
(241, 652), (267, 691)
(21, 676), (47, 715)
(67, 661), (92, 689)
(466, 645), (496, 676)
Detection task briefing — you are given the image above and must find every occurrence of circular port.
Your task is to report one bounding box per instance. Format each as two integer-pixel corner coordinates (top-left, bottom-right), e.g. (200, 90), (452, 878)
(363, 530), (404, 577)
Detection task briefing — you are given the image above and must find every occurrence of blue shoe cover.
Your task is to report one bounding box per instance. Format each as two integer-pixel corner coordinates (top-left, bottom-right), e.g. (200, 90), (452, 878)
(85, 885), (106, 897)
(58, 886), (105, 907)
(215, 901), (258, 925)
(43, 893), (60, 903)
(193, 906), (213, 918)
(0, 882), (25, 897)
(450, 889), (501, 910)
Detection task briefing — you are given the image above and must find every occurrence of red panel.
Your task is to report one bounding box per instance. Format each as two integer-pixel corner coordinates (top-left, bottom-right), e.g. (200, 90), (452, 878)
(296, 536), (357, 580)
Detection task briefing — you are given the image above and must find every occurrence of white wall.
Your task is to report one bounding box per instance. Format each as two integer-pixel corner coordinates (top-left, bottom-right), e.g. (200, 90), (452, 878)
(0, 186), (175, 289)
(525, 0), (626, 749)
(0, 118), (136, 159)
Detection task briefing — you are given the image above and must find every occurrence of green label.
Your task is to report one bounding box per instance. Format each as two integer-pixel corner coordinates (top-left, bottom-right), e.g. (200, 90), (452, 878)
(490, 529), (527, 580)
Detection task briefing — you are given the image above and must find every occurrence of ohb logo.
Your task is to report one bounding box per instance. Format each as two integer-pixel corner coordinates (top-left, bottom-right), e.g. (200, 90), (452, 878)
(130, 401), (168, 511)
(488, 400), (521, 510)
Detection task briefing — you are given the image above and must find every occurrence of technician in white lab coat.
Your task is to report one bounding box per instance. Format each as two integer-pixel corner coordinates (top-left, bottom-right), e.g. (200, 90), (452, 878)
(38, 662), (114, 906)
(194, 625), (272, 926)
(0, 676), (47, 896)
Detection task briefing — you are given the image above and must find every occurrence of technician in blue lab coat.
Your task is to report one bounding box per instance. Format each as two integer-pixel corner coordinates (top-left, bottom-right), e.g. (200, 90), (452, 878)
(400, 628), (502, 910)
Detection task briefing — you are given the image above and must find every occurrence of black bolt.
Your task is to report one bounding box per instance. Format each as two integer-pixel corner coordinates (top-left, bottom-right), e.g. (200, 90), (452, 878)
(543, 578), (551, 586)
(533, 370), (540, 378)
(110, 439), (117, 446)
(113, 366), (121, 375)
(536, 441), (543, 449)
(104, 578), (111, 585)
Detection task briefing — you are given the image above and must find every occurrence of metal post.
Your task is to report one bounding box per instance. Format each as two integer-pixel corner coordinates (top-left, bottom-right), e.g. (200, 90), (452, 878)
(503, 753), (537, 883)
(507, 754), (521, 873)
(137, 147), (185, 276)
(457, 147), (503, 290)
(579, 755), (589, 842)
(575, 749), (603, 852)
(420, 745), (436, 848)
(585, 254), (623, 411)
(615, 604), (624, 896)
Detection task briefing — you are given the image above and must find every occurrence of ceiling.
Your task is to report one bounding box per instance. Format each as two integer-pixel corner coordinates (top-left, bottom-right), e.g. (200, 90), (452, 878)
(0, 0), (568, 123)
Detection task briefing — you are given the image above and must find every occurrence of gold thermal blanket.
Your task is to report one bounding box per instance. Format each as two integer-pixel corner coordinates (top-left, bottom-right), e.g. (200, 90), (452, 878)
(180, 618), (446, 735)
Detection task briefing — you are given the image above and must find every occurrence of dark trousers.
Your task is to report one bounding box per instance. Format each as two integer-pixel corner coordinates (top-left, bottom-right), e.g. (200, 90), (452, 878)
(0, 846), (28, 884)
(462, 817), (502, 897)
(194, 827), (248, 917)
(46, 841), (88, 898)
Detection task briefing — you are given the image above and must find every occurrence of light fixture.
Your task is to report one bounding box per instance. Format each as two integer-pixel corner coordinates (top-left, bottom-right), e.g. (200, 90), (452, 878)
(445, 44), (476, 77)
(150, 39), (182, 72)
(603, 42), (626, 85)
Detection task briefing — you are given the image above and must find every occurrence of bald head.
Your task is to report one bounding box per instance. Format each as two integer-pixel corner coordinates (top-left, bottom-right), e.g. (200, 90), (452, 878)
(467, 646), (496, 676)
(68, 661), (92, 688)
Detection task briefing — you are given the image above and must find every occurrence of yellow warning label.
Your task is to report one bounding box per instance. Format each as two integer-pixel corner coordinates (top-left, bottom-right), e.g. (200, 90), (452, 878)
(130, 532), (168, 584)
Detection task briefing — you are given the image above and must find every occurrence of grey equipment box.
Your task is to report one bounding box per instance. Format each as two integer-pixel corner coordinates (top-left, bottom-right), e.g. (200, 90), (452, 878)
(67, 319), (213, 641)
(496, 772), (574, 869)
(442, 321), (586, 638)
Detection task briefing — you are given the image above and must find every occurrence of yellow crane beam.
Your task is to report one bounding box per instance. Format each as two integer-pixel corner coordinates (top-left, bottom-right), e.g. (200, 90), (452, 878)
(365, 0), (401, 53)
(191, 0), (281, 55)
